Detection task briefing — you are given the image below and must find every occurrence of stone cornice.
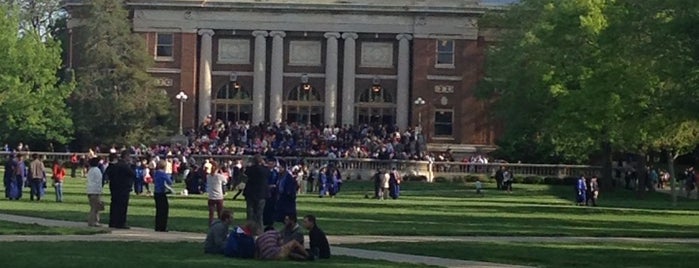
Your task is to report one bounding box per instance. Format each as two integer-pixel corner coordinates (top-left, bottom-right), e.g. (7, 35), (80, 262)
(63, 0), (488, 15)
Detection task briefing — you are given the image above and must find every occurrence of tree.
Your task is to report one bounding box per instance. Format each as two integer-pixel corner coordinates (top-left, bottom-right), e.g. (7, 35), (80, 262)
(479, 0), (699, 195)
(0, 0), (61, 39)
(71, 0), (173, 148)
(0, 4), (73, 147)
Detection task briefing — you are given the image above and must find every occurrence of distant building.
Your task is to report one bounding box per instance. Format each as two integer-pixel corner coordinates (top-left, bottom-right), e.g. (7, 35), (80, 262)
(64, 0), (510, 152)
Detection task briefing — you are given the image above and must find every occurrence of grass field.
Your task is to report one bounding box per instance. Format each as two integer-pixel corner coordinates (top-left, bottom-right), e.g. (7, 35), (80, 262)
(0, 241), (433, 268)
(0, 220), (107, 235)
(1, 168), (698, 237)
(345, 241), (699, 268)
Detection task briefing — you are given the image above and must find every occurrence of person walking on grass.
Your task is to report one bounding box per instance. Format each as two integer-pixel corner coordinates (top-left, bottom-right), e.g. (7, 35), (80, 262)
(52, 160), (66, 202)
(576, 175), (587, 206)
(207, 162), (227, 225)
(86, 158), (104, 227)
(153, 160), (173, 232)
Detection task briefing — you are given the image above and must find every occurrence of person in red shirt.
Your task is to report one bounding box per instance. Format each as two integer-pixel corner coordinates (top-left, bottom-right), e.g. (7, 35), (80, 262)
(52, 160), (66, 202)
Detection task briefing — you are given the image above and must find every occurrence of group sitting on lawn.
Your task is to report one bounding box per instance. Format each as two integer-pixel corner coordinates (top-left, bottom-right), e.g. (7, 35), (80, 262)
(204, 210), (331, 261)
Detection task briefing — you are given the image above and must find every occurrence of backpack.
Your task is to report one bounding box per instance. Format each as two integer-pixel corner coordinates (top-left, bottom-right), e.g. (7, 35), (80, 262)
(223, 228), (255, 259)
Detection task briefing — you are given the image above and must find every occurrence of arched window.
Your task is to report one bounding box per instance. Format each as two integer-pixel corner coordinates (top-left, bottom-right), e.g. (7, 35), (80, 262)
(355, 86), (396, 126)
(212, 82), (253, 123)
(284, 84), (324, 126)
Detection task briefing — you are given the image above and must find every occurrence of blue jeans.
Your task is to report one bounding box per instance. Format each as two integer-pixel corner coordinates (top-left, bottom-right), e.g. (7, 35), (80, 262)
(54, 182), (63, 202)
(30, 178), (43, 201)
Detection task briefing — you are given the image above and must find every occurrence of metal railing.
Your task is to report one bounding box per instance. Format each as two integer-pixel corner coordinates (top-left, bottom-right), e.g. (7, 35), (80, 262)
(0, 152), (601, 182)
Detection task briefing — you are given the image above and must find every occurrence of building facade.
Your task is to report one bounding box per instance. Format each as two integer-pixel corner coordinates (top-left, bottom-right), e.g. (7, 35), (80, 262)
(65, 0), (502, 150)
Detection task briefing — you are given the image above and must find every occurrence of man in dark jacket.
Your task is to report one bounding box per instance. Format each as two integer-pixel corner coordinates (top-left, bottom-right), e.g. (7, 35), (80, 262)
(303, 214), (330, 260)
(105, 151), (135, 229)
(244, 154), (270, 229)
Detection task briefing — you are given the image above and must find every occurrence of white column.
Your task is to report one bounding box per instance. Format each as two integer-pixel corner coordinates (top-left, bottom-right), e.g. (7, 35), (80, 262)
(197, 29), (214, 122)
(252, 30), (269, 124)
(396, 33), (413, 130)
(341, 32), (358, 127)
(324, 32), (341, 126)
(269, 31), (286, 124)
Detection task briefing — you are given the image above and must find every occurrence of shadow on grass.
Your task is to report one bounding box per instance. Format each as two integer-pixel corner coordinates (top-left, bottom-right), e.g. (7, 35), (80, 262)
(0, 242), (431, 268)
(346, 241), (699, 268)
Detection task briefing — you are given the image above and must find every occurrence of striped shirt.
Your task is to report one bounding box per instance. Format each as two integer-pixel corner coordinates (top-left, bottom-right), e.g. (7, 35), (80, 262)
(256, 230), (281, 260)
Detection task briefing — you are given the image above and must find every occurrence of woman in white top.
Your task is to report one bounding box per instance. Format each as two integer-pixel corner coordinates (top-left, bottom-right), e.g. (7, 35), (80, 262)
(207, 163), (227, 225)
(86, 157), (104, 227)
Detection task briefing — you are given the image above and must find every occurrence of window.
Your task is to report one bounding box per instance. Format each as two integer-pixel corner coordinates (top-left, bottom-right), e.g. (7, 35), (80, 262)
(436, 40), (454, 67)
(434, 109), (453, 137)
(156, 33), (174, 60)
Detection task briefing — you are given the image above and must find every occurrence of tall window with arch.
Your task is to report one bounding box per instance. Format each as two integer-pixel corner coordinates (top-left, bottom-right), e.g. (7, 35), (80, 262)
(212, 79), (253, 123)
(284, 75), (324, 126)
(355, 77), (396, 126)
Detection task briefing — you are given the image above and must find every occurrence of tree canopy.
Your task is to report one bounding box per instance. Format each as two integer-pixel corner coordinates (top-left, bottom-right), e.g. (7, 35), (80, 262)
(70, 0), (173, 147)
(480, 0), (699, 164)
(0, 3), (73, 146)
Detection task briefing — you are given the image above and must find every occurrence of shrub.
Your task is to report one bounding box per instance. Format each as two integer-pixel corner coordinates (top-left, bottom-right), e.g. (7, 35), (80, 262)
(523, 176), (544, 184)
(434, 177), (448, 183)
(404, 175), (427, 182)
(562, 176), (579, 185)
(544, 177), (563, 185)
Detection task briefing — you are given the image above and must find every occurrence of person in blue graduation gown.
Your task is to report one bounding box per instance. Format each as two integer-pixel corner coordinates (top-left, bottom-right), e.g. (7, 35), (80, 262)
(328, 167), (341, 197)
(576, 176), (587, 206)
(318, 166), (328, 197)
(262, 158), (279, 227)
(275, 159), (297, 223)
(4, 154), (20, 200)
(389, 167), (400, 200)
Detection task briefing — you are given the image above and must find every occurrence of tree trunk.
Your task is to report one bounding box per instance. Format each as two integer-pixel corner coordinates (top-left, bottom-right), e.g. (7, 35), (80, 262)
(636, 154), (648, 199)
(667, 151), (678, 207)
(600, 141), (614, 191)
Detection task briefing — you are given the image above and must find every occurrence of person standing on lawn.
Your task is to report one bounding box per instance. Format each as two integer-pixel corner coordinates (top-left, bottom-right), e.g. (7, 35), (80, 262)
(4, 153), (20, 200)
(29, 154), (46, 201)
(153, 160), (173, 232)
(207, 162), (227, 225)
(244, 154), (271, 229)
(86, 157), (104, 227)
(274, 160), (297, 223)
(105, 151), (135, 229)
(52, 160), (66, 202)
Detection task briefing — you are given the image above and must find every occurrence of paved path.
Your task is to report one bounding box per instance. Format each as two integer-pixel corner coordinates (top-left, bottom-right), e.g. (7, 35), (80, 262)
(0, 213), (526, 268)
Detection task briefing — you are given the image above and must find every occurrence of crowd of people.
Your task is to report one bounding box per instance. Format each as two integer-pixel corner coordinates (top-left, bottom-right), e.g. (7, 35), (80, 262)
(5, 150), (333, 262)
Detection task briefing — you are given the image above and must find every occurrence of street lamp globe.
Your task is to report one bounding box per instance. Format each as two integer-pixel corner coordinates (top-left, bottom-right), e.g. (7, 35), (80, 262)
(414, 97), (426, 105)
(176, 91), (188, 101)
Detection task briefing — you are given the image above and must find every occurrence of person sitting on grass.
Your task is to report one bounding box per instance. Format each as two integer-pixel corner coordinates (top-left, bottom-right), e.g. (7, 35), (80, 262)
(255, 226), (309, 261)
(281, 214), (304, 245)
(224, 220), (257, 259)
(302, 214), (330, 260)
(204, 209), (233, 255)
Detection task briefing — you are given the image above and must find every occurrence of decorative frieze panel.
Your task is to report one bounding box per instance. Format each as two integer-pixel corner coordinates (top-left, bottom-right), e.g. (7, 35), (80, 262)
(217, 39), (250, 64)
(360, 42), (393, 68)
(154, 77), (173, 87)
(289, 40), (322, 66)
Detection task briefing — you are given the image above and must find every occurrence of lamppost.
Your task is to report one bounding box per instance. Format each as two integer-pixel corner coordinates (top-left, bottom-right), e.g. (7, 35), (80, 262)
(175, 91), (188, 135)
(414, 97), (426, 134)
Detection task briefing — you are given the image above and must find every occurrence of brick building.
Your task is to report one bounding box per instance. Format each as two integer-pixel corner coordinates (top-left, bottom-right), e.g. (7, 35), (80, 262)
(64, 0), (505, 152)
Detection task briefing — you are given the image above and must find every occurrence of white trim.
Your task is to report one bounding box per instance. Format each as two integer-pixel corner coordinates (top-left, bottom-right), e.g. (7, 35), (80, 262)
(283, 72), (325, 78)
(147, 68), (181, 74)
(355, 74), (397, 80)
(427, 75), (462, 81)
(212, 71), (254, 76)
(413, 34), (475, 40)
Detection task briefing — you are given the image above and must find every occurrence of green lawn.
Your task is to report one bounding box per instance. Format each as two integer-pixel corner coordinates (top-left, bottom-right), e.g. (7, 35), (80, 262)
(345, 241), (699, 268)
(1, 167), (698, 237)
(0, 241), (433, 268)
(0, 220), (107, 235)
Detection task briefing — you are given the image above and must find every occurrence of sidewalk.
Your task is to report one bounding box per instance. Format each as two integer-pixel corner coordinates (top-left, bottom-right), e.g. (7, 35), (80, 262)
(0, 213), (527, 268)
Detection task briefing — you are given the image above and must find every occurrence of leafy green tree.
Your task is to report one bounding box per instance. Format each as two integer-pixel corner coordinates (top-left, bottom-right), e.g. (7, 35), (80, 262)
(480, 0), (699, 194)
(0, 0), (61, 39)
(0, 4), (73, 147)
(71, 0), (173, 147)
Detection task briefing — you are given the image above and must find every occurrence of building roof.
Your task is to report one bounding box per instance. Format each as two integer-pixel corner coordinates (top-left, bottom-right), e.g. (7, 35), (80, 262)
(63, 0), (497, 14)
